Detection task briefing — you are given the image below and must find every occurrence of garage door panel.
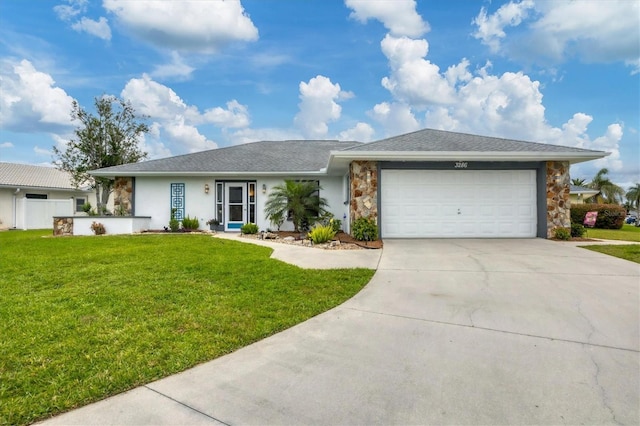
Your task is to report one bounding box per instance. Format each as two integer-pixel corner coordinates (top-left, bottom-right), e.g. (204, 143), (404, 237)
(381, 169), (537, 238)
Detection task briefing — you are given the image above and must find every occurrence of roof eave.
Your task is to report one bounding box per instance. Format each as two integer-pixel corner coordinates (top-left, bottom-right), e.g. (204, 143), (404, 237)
(329, 150), (609, 164)
(0, 184), (92, 192)
(90, 170), (329, 178)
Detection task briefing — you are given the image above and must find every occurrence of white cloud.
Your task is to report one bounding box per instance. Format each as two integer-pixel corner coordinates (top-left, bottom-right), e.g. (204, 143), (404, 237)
(34, 146), (51, 156)
(369, 102), (420, 137)
(0, 142), (14, 148)
(472, 0), (534, 52)
(345, 0), (429, 38)
(294, 75), (352, 139)
(121, 74), (200, 122)
(203, 100), (250, 128)
(120, 74), (251, 155)
(380, 35), (456, 106)
(71, 16), (112, 40)
(138, 123), (173, 159)
(0, 59), (75, 133)
(54, 0), (111, 41)
(151, 52), (195, 80)
(53, 0), (87, 21)
(103, 0), (259, 53)
(163, 117), (217, 153)
(228, 127), (303, 146)
(472, 0), (640, 72)
(338, 122), (375, 142)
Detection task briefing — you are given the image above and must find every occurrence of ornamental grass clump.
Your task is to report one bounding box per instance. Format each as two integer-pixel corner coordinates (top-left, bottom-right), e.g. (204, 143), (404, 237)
(181, 215), (200, 230)
(308, 223), (336, 244)
(241, 223), (259, 234)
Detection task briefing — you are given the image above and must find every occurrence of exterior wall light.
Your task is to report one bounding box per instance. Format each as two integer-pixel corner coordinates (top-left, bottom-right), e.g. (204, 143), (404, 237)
(204, 183), (210, 194)
(262, 184), (267, 194)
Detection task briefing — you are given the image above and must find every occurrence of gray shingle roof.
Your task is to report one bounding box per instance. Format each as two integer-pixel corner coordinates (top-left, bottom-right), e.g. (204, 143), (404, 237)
(344, 128), (604, 153)
(0, 162), (84, 190)
(94, 140), (361, 174)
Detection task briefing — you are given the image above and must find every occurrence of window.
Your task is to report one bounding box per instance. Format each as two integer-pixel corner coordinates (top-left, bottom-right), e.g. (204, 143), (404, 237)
(216, 182), (224, 223)
(248, 182), (256, 223)
(75, 197), (87, 212)
(25, 193), (47, 199)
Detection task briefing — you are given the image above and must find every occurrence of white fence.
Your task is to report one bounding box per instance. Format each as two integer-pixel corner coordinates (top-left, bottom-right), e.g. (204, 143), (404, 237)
(16, 198), (74, 230)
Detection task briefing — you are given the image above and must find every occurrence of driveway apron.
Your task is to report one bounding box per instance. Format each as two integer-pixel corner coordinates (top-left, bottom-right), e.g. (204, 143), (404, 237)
(41, 239), (639, 425)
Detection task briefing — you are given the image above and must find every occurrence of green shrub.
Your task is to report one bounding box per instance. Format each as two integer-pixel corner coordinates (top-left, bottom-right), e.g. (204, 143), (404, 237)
(570, 204), (625, 229)
(168, 209), (180, 232)
(308, 224), (337, 244)
(181, 215), (200, 230)
(570, 222), (585, 238)
(554, 227), (571, 240)
(352, 217), (378, 241)
(90, 221), (106, 235)
(82, 202), (92, 214)
(241, 223), (259, 234)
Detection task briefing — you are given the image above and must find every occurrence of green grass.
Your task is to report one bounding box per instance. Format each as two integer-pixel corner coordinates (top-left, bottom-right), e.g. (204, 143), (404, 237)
(584, 224), (640, 242)
(0, 230), (375, 425)
(581, 244), (640, 264)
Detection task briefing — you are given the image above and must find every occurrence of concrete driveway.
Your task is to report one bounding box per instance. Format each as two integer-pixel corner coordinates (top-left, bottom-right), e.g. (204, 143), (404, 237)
(41, 239), (639, 425)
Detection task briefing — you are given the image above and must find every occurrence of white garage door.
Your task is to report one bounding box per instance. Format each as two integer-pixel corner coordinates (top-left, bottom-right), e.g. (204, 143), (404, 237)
(381, 169), (537, 238)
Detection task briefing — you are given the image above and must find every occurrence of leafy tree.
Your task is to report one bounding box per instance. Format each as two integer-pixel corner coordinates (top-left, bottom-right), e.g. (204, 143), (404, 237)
(53, 96), (149, 213)
(570, 178), (586, 186)
(264, 180), (328, 232)
(626, 183), (640, 211)
(586, 168), (624, 204)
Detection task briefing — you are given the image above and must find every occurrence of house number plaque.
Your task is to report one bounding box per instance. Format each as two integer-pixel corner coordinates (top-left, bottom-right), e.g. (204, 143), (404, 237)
(454, 161), (468, 168)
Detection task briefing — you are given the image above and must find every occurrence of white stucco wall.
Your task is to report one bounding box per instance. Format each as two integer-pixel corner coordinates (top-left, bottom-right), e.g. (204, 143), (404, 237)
(133, 175), (348, 232)
(72, 216), (152, 236)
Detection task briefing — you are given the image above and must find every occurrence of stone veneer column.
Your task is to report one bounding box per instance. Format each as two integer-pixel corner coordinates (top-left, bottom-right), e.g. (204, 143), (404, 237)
(546, 161), (570, 238)
(349, 161), (378, 225)
(113, 177), (134, 215)
(53, 217), (73, 236)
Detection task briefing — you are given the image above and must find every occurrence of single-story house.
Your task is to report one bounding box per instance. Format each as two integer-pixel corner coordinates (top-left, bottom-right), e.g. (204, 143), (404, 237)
(0, 162), (95, 230)
(569, 185), (599, 205)
(89, 128), (608, 239)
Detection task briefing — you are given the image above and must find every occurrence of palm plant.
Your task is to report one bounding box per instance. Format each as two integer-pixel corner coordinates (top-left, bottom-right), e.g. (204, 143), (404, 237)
(587, 168), (624, 204)
(264, 180), (328, 232)
(626, 183), (640, 211)
(571, 178), (586, 186)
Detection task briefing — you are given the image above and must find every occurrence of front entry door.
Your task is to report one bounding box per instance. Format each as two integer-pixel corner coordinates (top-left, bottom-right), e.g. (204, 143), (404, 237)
(225, 183), (246, 231)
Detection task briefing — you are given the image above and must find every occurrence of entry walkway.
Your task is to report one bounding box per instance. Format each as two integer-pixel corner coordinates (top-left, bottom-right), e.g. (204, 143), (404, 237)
(213, 232), (382, 269)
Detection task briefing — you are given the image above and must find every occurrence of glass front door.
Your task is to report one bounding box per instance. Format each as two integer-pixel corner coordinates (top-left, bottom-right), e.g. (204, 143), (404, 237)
(225, 183), (246, 231)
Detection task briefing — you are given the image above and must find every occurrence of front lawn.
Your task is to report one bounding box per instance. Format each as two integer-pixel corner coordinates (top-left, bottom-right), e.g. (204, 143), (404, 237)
(583, 224), (640, 242)
(0, 230), (374, 425)
(581, 244), (640, 264)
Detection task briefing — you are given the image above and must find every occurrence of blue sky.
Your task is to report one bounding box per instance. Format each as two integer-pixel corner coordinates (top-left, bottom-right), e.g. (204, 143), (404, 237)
(1, 0), (638, 189)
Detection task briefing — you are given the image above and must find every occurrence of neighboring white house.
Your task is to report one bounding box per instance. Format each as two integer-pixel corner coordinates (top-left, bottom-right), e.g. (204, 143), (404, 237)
(0, 162), (95, 230)
(91, 128), (608, 239)
(569, 185), (599, 205)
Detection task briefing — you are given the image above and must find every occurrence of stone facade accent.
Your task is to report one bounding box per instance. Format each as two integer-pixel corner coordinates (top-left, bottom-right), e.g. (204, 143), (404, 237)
(546, 161), (570, 238)
(53, 217), (73, 236)
(350, 161), (378, 224)
(113, 177), (134, 215)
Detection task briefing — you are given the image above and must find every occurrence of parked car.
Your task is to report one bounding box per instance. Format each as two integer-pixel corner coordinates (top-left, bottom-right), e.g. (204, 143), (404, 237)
(625, 215), (637, 224)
